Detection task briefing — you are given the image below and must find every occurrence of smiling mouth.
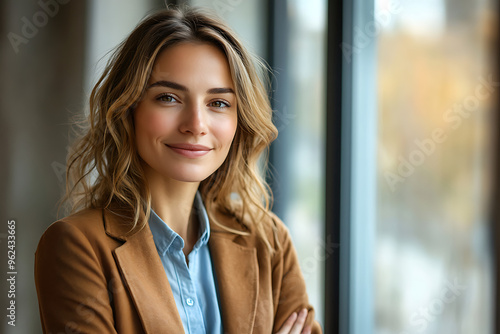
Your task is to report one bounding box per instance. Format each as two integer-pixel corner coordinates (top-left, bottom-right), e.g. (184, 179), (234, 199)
(166, 143), (212, 158)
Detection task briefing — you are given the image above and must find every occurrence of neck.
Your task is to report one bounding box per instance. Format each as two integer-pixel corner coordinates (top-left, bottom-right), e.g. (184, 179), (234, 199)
(145, 168), (201, 254)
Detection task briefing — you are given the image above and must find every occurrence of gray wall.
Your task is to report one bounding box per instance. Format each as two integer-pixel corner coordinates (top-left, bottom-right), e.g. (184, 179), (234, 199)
(1, 1), (87, 332)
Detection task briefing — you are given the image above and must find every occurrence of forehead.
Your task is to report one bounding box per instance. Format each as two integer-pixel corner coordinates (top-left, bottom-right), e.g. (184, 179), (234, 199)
(149, 42), (234, 89)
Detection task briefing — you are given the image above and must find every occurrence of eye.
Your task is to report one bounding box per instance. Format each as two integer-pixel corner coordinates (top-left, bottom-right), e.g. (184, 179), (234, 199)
(156, 93), (178, 103)
(209, 100), (230, 108)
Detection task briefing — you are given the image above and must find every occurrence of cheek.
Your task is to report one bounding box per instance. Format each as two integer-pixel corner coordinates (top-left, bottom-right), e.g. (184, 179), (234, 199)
(135, 108), (173, 139)
(213, 117), (238, 148)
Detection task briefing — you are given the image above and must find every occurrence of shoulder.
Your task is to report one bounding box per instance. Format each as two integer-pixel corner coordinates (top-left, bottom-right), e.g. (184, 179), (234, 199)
(36, 208), (110, 255)
(40, 208), (105, 239)
(212, 207), (291, 255)
(264, 212), (296, 258)
(35, 208), (132, 280)
(259, 211), (292, 249)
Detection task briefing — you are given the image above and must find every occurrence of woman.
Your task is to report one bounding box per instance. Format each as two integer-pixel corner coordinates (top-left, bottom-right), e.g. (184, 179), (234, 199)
(35, 7), (322, 334)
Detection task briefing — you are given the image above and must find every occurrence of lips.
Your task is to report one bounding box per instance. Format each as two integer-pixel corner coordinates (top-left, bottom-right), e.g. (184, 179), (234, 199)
(166, 143), (212, 158)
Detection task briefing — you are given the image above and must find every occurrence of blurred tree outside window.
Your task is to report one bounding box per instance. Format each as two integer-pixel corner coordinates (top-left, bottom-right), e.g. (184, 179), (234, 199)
(374, 0), (497, 333)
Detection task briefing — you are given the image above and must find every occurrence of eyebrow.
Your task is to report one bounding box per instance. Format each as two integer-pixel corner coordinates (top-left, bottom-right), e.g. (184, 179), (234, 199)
(148, 80), (235, 94)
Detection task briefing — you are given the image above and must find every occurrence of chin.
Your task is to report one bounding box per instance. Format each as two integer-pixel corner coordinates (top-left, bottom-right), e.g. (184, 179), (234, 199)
(172, 175), (210, 183)
(167, 166), (219, 183)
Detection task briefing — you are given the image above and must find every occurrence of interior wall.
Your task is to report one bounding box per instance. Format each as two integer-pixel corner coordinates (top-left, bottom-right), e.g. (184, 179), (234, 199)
(0, 1), (87, 333)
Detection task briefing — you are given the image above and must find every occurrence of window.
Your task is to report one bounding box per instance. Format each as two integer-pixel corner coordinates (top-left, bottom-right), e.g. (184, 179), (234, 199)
(337, 0), (498, 332)
(268, 0), (327, 326)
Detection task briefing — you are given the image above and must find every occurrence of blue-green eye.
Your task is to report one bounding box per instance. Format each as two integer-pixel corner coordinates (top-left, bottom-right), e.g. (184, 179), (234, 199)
(210, 100), (230, 108)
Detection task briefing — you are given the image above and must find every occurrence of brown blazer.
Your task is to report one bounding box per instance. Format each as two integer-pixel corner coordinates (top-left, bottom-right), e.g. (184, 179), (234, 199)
(35, 207), (322, 333)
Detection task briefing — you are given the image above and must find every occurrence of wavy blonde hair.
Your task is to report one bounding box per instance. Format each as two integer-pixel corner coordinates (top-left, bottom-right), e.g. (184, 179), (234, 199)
(64, 7), (279, 249)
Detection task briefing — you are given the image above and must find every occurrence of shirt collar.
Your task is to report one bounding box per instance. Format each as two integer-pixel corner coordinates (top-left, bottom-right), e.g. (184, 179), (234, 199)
(148, 191), (210, 256)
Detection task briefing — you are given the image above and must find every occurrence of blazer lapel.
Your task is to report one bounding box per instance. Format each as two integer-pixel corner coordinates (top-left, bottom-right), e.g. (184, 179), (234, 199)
(104, 209), (184, 334)
(209, 221), (259, 333)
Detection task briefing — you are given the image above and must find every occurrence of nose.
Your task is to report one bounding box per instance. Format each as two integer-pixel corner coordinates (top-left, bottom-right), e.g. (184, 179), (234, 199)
(179, 101), (208, 136)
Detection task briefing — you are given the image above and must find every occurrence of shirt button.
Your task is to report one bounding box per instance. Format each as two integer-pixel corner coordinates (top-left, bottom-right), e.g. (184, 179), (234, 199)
(186, 298), (194, 306)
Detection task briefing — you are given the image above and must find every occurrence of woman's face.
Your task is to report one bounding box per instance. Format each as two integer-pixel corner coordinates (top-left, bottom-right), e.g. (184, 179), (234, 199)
(134, 42), (238, 184)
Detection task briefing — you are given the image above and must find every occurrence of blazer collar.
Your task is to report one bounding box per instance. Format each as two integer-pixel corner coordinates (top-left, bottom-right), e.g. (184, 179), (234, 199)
(103, 208), (260, 334)
(104, 208), (184, 333)
(209, 211), (259, 333)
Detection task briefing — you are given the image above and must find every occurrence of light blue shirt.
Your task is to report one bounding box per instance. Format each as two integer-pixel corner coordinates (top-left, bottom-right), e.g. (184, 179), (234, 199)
(148, 192), (223, 334)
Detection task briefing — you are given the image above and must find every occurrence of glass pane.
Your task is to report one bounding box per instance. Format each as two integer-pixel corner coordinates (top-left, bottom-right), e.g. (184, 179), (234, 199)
(375, 0), (496, 333)
(283, 0), (327, 326)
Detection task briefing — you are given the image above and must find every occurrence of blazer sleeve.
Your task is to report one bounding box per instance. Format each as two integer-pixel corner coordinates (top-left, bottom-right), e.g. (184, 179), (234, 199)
(271, 218), (323, 334)
(34, 220), (117, 333)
